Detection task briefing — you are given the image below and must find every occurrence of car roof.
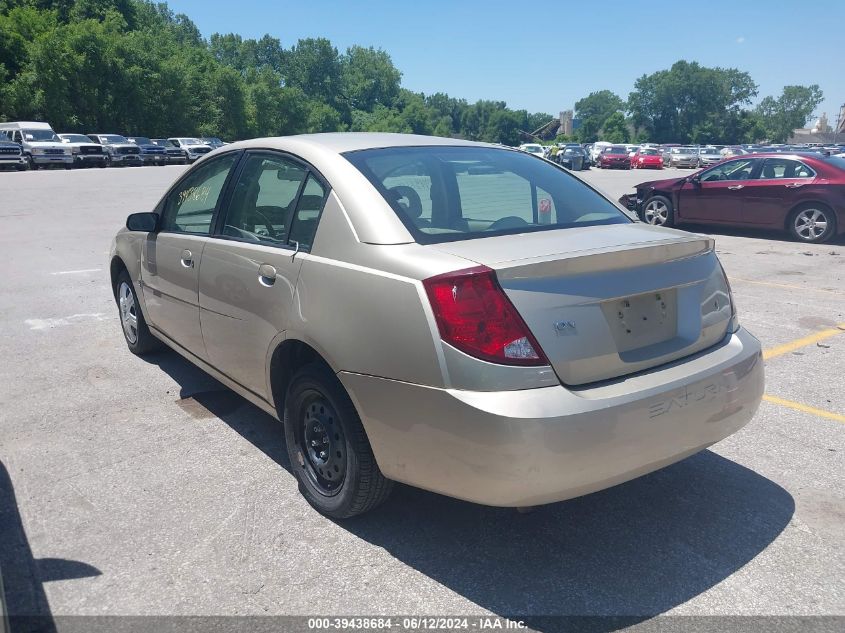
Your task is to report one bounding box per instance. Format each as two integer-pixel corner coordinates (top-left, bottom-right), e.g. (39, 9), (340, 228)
(736, 152), (820, 160)
(232, 133), (493, 154)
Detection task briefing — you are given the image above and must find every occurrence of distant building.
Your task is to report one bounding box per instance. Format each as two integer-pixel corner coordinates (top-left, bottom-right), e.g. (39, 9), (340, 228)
(789, 107), (844, 144)
(559, 110), (573, 137)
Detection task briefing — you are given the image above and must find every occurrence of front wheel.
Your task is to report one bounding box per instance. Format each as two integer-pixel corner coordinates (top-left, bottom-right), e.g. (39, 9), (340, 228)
(284, 363), (393, 518)
(788, 204), (836, 244)
(642, 195), (675, 227)
(115, 271), (162, 355)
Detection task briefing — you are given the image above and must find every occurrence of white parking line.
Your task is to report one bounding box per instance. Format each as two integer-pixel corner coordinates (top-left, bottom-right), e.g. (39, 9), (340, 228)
(50, 268), (103, 276)
(25, 313), (112, 330)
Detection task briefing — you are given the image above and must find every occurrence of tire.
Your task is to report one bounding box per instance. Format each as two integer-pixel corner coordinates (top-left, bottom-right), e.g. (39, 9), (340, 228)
(284, 363), (393, 518)
(788, 203), (836, 244)
(115, 270), (162, 355)
(642, 194), (675, 227)
(105, 155), (113, 168)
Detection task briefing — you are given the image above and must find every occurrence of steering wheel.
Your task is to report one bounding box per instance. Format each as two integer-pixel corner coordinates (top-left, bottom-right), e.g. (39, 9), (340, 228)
(488, 216), (530, 231)
(249, 209), (277, 238)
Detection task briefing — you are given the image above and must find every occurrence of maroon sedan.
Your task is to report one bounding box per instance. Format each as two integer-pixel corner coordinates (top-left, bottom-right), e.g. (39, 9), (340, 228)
(598, 145), (631, 169)
(620, 153), (845, 243)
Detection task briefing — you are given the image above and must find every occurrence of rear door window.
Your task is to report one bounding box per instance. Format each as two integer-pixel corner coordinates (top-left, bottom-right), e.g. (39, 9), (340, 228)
(756, 158), (815, 179)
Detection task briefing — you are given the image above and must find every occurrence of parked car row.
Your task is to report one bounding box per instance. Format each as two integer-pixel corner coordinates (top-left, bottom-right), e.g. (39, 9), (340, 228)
(0, 121), (228, 170)
(620, 152), (845, 244)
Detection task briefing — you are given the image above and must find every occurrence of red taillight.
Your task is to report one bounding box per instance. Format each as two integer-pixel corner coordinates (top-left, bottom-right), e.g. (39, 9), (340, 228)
(423, 266), (548, 366)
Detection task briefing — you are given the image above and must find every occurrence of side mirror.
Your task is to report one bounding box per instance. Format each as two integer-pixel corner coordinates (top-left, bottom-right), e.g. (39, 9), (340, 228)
(126, 212), (158, 232)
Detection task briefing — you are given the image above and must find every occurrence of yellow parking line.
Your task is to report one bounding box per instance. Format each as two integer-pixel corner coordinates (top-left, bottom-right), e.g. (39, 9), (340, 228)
(762, 324), (845, 360)
(762, 395), (845, 424)
(730, 277), (841, 296)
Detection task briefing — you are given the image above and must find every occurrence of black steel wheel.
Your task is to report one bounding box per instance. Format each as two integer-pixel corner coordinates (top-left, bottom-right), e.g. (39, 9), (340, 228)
(284, 363), (393, 518)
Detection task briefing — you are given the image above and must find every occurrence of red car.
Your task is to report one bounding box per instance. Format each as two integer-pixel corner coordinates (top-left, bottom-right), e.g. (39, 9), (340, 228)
(598, 145), (631, 169)
(631, 147), (663, 169)
(620, 153), (845, 243)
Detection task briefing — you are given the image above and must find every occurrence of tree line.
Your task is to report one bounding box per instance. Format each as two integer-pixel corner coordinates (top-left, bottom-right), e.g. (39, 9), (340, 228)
(0, 0), (552, 145)
(574, 62), (823, 145)
(0, 1), (825, 146)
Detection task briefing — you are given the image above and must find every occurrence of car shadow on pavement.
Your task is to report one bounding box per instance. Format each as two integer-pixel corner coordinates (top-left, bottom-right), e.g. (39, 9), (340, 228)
(142, 350), (794, 633)
(346, 451), (794, 632)
(0, 460), (102, 633)
(143, 350), (291, 469)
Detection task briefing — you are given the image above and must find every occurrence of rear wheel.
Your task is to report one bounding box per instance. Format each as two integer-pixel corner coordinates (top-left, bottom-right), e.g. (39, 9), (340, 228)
(284, 363), (393, 518)
(788, 204), (836, 244)
(642, 195), (674, 227)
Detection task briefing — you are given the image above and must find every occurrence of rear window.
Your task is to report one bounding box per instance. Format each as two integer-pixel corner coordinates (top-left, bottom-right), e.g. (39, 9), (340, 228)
(344, 146), (629, 244)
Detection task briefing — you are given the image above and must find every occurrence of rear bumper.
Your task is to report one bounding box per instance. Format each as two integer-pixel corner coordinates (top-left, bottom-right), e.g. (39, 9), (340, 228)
(341, 327), (763, 507)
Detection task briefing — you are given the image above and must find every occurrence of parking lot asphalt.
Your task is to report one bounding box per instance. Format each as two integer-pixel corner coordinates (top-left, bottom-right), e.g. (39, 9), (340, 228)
(0, 165), (842, 628)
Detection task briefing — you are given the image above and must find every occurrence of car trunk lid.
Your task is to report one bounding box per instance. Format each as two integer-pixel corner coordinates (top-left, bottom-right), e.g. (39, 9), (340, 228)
(431, 224), (732, 385)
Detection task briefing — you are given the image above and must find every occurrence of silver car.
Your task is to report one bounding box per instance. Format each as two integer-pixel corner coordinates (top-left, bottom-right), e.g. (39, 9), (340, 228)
(697, 147), (722, 167)
(110, 133), (764, 518)
(665, 146), (699, 168)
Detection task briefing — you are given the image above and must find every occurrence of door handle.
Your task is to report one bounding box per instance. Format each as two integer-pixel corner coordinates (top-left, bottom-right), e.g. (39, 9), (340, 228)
(784, 183), (805, 189)
(180, 249), (194, 268)
(727, 185), (744, 190)
(258, 263), (277, 287)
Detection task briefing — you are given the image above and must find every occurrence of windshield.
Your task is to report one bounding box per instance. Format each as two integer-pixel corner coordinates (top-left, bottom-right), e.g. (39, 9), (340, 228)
(605, 147), (627, 154)
(522, 145), (543, 153)
(131, 137), (153, 145)
(102, 135), (128, 143)
(640, 149), (659, 156)
(60, 134), (90, 143)
(674, 147), (695, 154)
(344, 146), (629, 245)
(25, 129), (59, 142)
(180, 138), (203, 146)
(700, 148), (719, 155)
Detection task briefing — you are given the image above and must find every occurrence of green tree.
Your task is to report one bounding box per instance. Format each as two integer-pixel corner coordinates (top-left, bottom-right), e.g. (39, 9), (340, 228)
(755, 85), (824, 143)
(627, 61), (757, 143)
(284, 37), (343, 110)
(341, 45), (401, 111)
(602, 112), (629, 143)
(483, 108), (526, 146)
(574, 90), (624, 142)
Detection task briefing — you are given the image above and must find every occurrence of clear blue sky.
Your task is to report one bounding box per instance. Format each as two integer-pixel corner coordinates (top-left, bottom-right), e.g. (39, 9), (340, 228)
(167, 0), (844, 126)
